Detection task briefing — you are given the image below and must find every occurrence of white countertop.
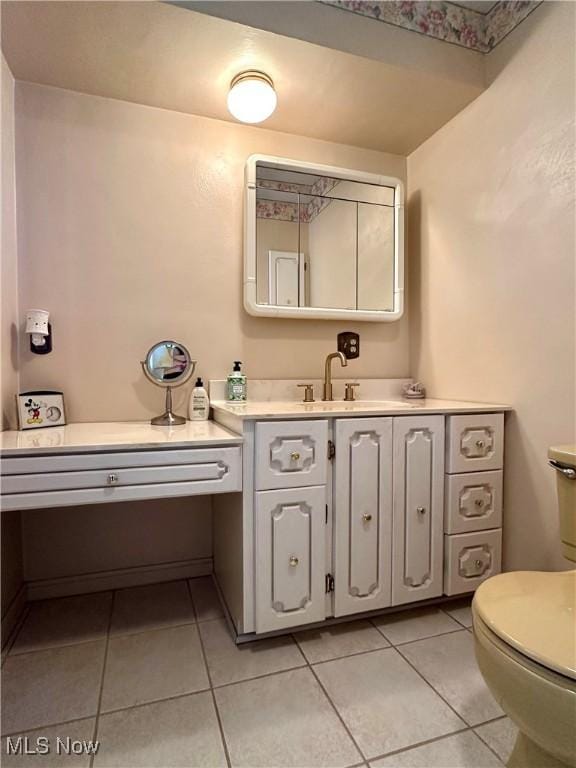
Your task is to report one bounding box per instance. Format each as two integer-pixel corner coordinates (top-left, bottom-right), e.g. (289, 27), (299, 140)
(0, 421), (243, 456)
(211, 398), (512, 421)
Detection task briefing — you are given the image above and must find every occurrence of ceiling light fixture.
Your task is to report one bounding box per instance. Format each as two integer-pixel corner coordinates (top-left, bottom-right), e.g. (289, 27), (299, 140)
(227, 71), (277, 124)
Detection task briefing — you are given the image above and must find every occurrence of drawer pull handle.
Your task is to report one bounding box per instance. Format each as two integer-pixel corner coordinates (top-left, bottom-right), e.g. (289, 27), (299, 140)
(476, 439), (485, 448)
(474, 559), (483, 568)
(290, 451), (301, 462)
(107, 473), (119, 485)
(289, 555), (299, 567)
(362, 513), (372, 522)
(417, 506), (426, 515)
(475, 499), (484, 507)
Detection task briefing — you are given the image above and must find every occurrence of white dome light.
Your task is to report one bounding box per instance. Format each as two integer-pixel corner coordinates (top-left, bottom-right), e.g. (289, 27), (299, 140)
(227, 71), (277, 124)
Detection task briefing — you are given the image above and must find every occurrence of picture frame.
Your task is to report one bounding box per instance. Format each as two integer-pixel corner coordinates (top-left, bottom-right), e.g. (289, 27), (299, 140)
(16, 390), (66, 430)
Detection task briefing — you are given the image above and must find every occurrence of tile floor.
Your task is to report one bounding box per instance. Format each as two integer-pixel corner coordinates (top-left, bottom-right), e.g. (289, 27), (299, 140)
(1, 580), (517, 768)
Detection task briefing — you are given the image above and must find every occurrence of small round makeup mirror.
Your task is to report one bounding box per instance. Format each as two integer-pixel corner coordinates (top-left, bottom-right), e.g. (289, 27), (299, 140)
(141, 341), (195, 426)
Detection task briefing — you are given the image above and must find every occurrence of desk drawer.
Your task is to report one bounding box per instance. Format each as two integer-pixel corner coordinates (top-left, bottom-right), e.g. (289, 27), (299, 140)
(1, 447), (241, 510)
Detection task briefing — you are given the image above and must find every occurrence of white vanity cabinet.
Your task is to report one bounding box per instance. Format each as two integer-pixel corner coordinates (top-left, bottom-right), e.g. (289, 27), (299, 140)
(333, 418), (393, 616)
(210, 399), (508, 639)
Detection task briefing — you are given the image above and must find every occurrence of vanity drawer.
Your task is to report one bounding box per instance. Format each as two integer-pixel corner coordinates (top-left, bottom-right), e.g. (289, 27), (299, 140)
(1, 446), (241, 510)
(255, 420), (328, 491)
(444, 470), (503, 534)
(446, 414), (504, 474)
(444, 528), (502, 596)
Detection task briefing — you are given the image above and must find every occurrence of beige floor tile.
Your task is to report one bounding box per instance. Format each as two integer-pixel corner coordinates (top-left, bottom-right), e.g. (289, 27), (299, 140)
(94, 692), (226, 767)
(444, 599), (473, 628)
(1, 719), (97, 767)
(199, 618), (305, 687)
(189, 577), (224, 621)
(215, 667), (361, 767)
(399, 631), (503, 726)
(370, 731), (503, 767)
(110, 581), (194, 636)
(475, 717), (518, 763)
(373, 608), (461, 646)
(1, 641), (105, 735)
(296, 620), (389, 663)
(11, 593), (112, 655)
(313, 648), (463, 759)
(101, 624), (208, 712)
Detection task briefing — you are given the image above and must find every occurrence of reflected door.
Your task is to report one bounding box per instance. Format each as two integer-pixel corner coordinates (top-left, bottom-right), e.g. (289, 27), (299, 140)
(268, 250), (305, 307)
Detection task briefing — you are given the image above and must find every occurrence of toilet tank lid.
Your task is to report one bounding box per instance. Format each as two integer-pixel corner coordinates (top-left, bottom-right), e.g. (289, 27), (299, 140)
(474, 571), (576, 680)
(549, 444), (576, 466)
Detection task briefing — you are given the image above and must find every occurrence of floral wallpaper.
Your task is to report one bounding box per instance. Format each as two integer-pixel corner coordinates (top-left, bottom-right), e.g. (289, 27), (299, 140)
(318, 1), (542, 53)
(256, 176), (341, 222)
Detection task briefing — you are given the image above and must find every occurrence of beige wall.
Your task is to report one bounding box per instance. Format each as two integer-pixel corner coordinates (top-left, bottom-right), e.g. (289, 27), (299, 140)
(1, 54), (24, 632)
(15, 82), (408, 424)
(408, 2), (575, 572)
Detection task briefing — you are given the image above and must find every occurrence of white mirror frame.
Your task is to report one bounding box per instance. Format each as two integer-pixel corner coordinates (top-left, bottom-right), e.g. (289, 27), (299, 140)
(244, 154), (404, 322)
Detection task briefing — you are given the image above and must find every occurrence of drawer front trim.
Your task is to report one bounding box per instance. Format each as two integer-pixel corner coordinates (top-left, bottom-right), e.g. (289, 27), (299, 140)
(445, 470), (503, 534)
(444, 528), (502, 596)
(446, 414), (504, 473)
(255, 420), (328, 490)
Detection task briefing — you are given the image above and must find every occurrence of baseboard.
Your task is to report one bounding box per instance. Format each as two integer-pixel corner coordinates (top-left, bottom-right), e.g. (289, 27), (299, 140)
(27, 557), (213, 600)
(1, 584), (28, 651)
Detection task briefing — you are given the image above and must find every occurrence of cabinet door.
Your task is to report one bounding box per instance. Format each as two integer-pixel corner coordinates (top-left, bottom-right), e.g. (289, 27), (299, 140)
(392, 416), (445, 605)
(255, 486), (326, 633)
(334, 418), (393, 617)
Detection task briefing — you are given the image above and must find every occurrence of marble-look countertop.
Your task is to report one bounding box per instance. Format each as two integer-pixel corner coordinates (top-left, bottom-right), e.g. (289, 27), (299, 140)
(211, 398), (512, 421)
(0, 421), (242, 456)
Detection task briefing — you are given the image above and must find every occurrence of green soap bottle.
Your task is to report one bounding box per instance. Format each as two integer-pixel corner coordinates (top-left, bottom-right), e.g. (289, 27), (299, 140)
(227, 361), (247, 402)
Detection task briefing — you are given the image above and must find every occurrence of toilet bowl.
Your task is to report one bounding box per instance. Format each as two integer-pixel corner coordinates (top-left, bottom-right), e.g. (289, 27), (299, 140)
(472, 444), (576, 768)
(473, 571), (576, 767)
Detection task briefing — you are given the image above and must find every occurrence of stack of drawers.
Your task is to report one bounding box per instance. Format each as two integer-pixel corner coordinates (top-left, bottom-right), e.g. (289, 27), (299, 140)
(443, 414), (504, 595)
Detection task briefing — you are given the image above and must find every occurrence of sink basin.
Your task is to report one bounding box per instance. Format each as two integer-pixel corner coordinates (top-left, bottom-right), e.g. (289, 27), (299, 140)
(295, 400), (416, 410)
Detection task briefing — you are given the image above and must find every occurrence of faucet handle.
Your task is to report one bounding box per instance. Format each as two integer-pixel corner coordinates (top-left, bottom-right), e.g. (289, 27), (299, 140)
(297, 384), (315, 403)
(344, 382), (359, 402)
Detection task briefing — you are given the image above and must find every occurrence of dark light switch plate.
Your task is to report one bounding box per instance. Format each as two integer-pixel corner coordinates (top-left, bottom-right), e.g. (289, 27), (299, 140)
(337, 332), (360, 360)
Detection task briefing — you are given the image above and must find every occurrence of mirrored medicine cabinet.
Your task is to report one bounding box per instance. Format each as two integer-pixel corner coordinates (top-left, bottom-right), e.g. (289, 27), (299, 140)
(244, 155), (404, 322)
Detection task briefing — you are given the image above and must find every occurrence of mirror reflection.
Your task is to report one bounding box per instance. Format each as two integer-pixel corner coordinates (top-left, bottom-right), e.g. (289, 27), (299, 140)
(144, 342), (193, 385)
(255, 163), (395, 312)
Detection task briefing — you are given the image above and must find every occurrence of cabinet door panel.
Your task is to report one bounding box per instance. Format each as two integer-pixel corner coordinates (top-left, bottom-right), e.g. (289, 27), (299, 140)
(255, 486), (325, 633)
(392, 416), (445, 605)
(334, 418), (393, 617)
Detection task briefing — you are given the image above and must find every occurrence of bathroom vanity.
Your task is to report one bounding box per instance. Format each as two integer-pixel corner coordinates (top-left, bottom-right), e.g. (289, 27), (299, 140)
(209, 381), (510, 639)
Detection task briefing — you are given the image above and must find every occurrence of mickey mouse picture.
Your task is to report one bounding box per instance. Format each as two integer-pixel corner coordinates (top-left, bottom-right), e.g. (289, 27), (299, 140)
(17, 391), (66, 430)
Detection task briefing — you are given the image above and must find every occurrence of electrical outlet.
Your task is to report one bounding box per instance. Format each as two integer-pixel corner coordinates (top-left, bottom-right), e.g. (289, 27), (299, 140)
(337, 332), (360, 360)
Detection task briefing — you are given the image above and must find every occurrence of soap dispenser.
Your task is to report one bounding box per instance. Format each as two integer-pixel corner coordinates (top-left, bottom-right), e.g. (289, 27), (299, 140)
(189, 377), (209, 421)
(227, 361), (247, 402)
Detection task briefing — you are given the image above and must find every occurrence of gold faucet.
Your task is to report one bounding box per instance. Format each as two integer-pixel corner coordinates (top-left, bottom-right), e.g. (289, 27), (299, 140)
(323, 351), (348, 401)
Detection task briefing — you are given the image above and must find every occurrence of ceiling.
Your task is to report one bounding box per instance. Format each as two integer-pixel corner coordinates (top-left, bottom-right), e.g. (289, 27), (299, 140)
(1, 1), (486, 155)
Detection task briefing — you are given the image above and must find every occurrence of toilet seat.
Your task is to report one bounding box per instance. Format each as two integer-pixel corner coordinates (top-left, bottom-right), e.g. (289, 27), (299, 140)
(473, 570), (576, 680)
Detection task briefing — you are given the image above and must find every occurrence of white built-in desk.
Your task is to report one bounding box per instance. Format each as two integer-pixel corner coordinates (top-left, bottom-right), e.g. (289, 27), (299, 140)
(0, 422), (243, 511)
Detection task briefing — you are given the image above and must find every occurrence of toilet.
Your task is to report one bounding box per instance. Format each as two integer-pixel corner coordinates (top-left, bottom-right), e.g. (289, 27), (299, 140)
(472, 445), (576, 768)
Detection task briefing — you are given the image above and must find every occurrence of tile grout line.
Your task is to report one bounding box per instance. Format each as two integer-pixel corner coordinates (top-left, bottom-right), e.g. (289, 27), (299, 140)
(366, 724), (472, 764)
(1, 603), (32, 668)
(369, 620), (468, 649)
(89, 590), (116, 768)
(473, 717), (513, 765)
(393, 642), (475, 727)
(291, 632), (368, 765)
(187, 580), (232, 768)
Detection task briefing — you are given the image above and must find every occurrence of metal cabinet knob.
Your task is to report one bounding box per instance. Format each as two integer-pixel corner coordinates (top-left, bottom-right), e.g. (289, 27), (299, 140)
(417, 506), (426, 515)
(290, 451), (301, 461)
(362, 513), (372, 522)
(476, 439), (485, 448)
(289, 555), (299, 567)
(107, 473), (119, 485)
(474, 559), (483, 568)
(475, 499), (485, 507)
